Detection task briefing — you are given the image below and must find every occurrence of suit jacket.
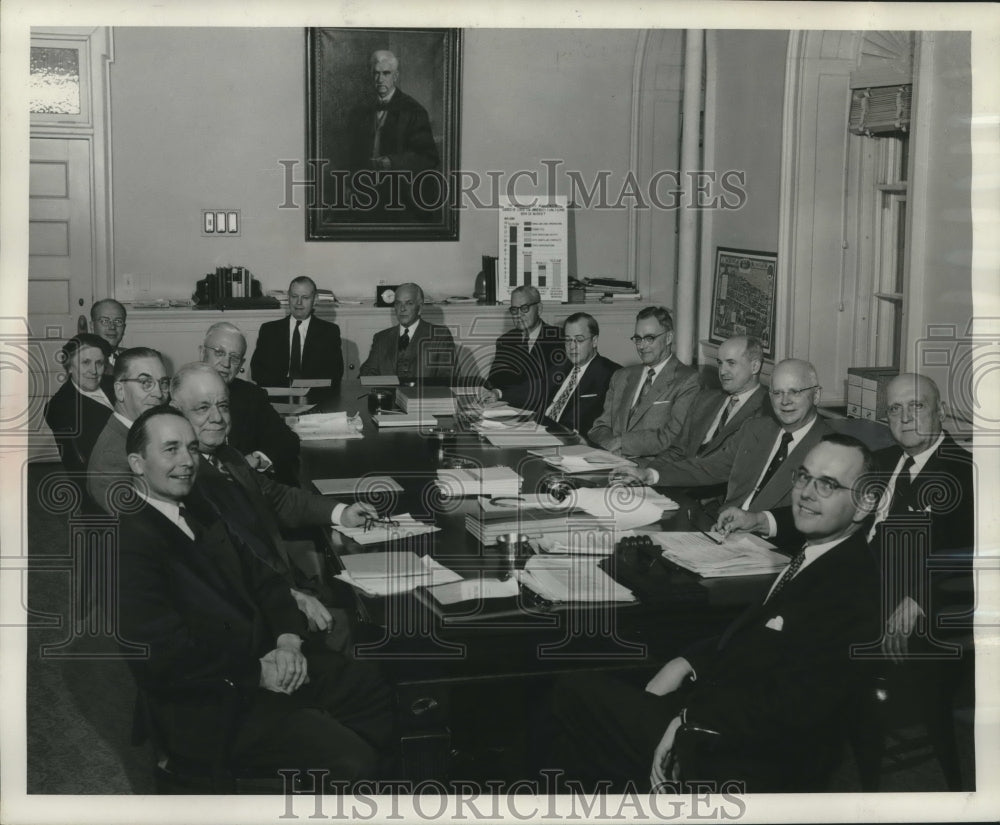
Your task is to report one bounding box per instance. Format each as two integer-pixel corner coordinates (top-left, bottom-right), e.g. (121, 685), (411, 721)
(117, 499), (308, 757)
(682, 530), (880, 772)
(542, 353), (620, 436)
(587, 358), (700, 458)
(44, 380), (115, 473)
(250, 315), (344, 388)
(227, 377), (301, 485)
(86, 414), (130, 512)
(486, 323), (566, 414)
(660, 384), (770, 463)
(359, 320), (456, 380)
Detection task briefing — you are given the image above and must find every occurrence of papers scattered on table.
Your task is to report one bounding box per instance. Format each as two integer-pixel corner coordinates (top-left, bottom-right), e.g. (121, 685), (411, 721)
(437, 466), (522, 498)
(272, 402), (315, 416)
(424, 576), (520, 605)
(480, 404), (533, 420)
(567, 487), (679, 530)
(335, 513), (441, 546)
(451, 385), (481, 397)
(288, 411), (364, 440)
(360, 375), (400, 386)
(336, 552), (461, 596)
(313, 476), (404, 496)
(374, 411), (438, 428)
(645, 532), (786, 578)
(534, 445), (637, 473)
(483, 431), (563, 448)
(517, 556), (636, 603)
(533, 530), (624, 556)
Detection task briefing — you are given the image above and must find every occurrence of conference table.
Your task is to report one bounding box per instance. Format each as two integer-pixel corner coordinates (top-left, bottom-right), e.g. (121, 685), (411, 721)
(295, 382), (776, 783)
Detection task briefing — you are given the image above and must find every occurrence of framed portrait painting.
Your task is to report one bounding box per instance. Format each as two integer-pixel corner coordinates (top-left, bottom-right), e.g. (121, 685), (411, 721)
(306, 27), (462, 241)
(710, 247), (778, 359)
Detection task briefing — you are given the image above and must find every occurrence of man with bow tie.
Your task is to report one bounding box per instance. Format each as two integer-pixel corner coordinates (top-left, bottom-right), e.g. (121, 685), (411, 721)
(551, 434), (882, 792)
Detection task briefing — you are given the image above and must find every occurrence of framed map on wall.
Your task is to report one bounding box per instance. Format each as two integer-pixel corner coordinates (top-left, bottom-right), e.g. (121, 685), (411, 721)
(709, 247), (778, 359)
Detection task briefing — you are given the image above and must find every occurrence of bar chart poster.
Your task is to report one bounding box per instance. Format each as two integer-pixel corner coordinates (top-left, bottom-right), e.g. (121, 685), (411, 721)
(498, 197), (568, 302)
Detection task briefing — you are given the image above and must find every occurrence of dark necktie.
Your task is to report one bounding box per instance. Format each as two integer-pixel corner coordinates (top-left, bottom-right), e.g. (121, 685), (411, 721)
(890, 456), (916, 513)
(628, 368), (656, 423)
(751, 431), (795, 503)
(708, 396), (738, 441)
(398, 328), (411, 351)
(766, 547), (807, 603)
(177, 504), (202, 540)
(290, 320), (302, 379)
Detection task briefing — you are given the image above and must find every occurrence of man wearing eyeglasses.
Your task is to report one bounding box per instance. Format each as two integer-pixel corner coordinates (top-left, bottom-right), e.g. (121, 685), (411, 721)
(86, 347), (170, 511)
(201, 322), (301, 486)
(588, 306), (700, 458)
(539, 312), (620, 435)
(552, 434), (881, 792)
(250, 276), (344, 393)
(481, 286), (565, 413)
(359, 282), (455, 380)
(90, 298), (127, 374)
(615, 358), (830, 520)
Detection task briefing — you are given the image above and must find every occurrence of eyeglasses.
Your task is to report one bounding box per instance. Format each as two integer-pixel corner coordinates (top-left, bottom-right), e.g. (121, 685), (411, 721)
(629, 332), (667, 345)
(769, 385), (818, 401)
(204, 345), (245, 367)
(790, 467), (850, 498)
(363, 515), (400, 533)
(95, 317), (125, 329)
(887, 401), (926, 418)
(566, 336), (594, 345)
(119, 375), (171, 393)
(508, 302), (540, 316)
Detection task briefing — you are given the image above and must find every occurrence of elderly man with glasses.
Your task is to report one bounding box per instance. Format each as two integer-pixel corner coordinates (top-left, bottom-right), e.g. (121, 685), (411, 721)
(480, 286), (566, 414)
(588, 306), (700, 458)
(86, 347), (170, 511)
(201, 321), (301, 486)
(90, 298), (128, 373)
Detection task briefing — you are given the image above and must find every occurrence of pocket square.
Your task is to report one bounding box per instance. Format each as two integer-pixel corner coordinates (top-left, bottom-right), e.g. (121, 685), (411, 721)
(652, 400), (671, 406)
(580, 393), (598, 398)
(764, 616), (784, 631)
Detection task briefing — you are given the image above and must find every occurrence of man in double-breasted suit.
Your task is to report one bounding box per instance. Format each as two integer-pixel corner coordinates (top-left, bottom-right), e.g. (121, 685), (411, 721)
(359, 283), (455, 380)
(250, 276), (344, 391)
(588, 307), (699, 458)
(483, 286), (567, 415)
(540, 312), (620, 435)
(552, 434), (882, 792)
(117, 407), (392, 780)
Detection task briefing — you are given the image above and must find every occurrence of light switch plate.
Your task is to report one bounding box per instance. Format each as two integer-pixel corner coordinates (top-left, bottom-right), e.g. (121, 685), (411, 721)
(202, 209), (241, 237)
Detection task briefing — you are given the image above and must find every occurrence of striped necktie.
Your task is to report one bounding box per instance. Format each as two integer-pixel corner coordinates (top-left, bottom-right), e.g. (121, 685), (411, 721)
(545, 366), (581, 422)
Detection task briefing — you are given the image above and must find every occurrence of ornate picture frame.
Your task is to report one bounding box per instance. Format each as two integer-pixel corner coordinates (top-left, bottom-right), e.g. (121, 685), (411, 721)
(710, 247), (778, 359)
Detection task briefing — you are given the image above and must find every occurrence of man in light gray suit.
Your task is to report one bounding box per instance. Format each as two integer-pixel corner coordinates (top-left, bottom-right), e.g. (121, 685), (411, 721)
(588, 306), (699, 459)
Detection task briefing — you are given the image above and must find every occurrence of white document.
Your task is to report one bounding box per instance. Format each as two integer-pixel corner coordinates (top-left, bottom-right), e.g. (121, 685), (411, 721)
(646, 531), (786, 578)
(567, 487), (679, 530)
(335, 513), (441, 546)
(541, 448), (637, 473)
(291, 377), (332, 388)
(437, 466), (522, 498)
(374, 411), (437, 428)
(360, 375), (400, 386)
(289, 411), (364, 440)
(533, 530), (625, 556)
(483, 431), (564, 448)
(313, 476), (404, 496)
(424, 576), (520, 605)
(517, 556), (635, 602)
(336, 553), (461, 596)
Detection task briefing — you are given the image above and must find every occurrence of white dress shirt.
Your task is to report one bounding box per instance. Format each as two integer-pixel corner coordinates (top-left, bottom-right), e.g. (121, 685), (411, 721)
(740, 416), (819, 510)
(72, 379), (114, 411)
(135, 489), (194, 540)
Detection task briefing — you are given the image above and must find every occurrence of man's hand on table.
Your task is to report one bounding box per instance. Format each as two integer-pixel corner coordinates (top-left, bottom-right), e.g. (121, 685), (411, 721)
(341, 501), (379, 528)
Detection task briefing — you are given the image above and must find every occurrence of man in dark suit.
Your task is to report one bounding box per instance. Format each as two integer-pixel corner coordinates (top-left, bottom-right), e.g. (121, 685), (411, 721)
(539, 312), (619, 435)
(552, 434), (882, 792)
(482, 286), (566, 414)
(170, 362), (376, 633)
(359, 282), (455, 380)
(617, 358), (825, 517)
(588, 306), (700, 458)
(346, 49), (440, 222)
(202, 321), (301, 485)
(87, 347), (170, 511)
(250, 276), (344, 393)
(90, 298), (127, 374)
(117, 407), (392, 781)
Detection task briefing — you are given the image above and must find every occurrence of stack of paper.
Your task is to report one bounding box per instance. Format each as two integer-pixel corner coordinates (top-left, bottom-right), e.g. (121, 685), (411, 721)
(313, 476), (403, 496)
(517, 556), (636, 603)
(335, 513), (441, 546)
(288, 411), (364, 440)
(567, 487), (679, 530)
(397, 385), (456, 416)
(466, 506), (613, 545)
(373, 411), (438, 428)
(645, 532), (787, 578)
(471, 418), (563, 448)
(360, 375), (400, 386)
(336, 551), (462, 596)
(534, 445), (637, 473)
(424, 577), (520, 605)
(437, 466), (522, 498)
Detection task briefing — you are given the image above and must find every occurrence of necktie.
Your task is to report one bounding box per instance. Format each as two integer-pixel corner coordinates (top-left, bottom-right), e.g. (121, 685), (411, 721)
(399, 328), (411, 351)
(545, 366), (580, 422)
(290, 320), (302, 379)
(751, 431), (795, 503)
(178, 504), (202, 540)
(705, 396), (738, 444)
(766, 547), (807, 603)
(890, 456), (916, 513)
(628, 368), (656, 424)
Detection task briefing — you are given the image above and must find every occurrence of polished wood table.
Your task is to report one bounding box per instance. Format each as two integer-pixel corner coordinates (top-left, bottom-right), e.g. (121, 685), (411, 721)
(294, 383), (774, 782)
